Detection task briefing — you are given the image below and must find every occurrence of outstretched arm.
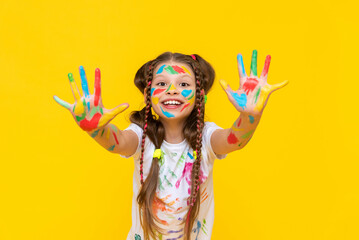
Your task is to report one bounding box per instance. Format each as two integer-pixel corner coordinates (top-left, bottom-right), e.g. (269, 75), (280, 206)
(211, 50), (288, 155)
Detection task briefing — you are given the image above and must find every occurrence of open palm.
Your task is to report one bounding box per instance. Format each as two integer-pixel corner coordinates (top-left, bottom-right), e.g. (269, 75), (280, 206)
(53, 66), (129, 132)
(220, 50), (288, 115)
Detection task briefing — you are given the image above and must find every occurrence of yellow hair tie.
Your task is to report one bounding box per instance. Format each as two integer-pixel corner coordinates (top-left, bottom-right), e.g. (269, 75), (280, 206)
(153, 149), (162, 159)
(193, 150), (197, 160)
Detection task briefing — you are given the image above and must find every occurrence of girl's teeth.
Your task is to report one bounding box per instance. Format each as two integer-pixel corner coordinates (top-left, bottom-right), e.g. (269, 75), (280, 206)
(164, 101), (181, 105)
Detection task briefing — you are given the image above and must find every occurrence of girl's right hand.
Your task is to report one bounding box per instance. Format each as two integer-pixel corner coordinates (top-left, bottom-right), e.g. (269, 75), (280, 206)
(53, 66), (129, 132)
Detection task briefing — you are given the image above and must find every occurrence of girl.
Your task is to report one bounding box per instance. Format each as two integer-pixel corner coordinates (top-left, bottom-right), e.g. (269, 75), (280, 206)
(53, 51), (288, 240)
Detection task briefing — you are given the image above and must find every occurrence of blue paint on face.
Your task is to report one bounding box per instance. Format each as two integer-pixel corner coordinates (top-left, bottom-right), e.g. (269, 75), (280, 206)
(156, 64), (166, 74)
(151, 88), (155, 96)
(160, 106), (175, 118)
(230, 92), (247, 110)
(249, 115), (255, 123)
(181, 89), (192, 98)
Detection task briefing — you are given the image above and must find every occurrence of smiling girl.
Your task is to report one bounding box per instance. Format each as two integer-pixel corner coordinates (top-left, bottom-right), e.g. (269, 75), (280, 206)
(54, 51), (288, 240)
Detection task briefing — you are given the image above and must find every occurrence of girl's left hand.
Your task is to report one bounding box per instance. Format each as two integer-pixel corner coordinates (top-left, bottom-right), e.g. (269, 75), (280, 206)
(220, 50), (288, 116)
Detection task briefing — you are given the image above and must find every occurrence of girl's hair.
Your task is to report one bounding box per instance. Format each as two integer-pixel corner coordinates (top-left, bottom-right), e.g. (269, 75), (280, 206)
(130, 52), (215, 240)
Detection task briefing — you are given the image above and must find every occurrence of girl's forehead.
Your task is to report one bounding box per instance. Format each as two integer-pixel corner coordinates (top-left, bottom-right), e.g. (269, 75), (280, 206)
(153, 62), (195, 77)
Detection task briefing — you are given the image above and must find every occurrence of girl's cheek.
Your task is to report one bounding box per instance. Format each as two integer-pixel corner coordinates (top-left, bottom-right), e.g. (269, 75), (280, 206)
(151, 87), (166, 105)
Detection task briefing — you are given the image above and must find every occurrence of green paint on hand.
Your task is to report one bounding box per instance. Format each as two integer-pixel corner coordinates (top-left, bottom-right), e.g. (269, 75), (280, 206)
(100, 129), (105, 136)
(241, 130), (254, 139)
(89, 106), (99, 118)
(108, 145), (115, 151)
(68, 73), (74, 82)
(254, 87), (261, 104)
(251, 50), (257, 76)
(100, 107), (103, 115)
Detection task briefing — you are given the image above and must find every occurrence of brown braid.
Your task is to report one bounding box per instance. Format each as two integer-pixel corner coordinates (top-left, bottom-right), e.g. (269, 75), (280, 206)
(183, 58), (205, 240)
(139, 63), (153, 185)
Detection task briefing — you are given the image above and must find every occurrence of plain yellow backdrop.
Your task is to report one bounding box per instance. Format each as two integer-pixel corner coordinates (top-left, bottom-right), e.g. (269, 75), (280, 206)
(1, 0), (358, 239)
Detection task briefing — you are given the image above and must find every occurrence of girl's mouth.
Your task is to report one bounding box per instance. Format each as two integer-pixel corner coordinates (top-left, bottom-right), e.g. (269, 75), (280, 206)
(161, 100), (184, 109)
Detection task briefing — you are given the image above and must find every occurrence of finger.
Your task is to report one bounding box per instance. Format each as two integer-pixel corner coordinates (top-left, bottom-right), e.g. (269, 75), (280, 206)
(53, 95), (71, 110)
(237, 53), (246, 84)
(260, 55), (271, 80)
(94, 68), (101, 107)
(98, 103), (129, 127)
(250, 50), (258, 77)
(68, 73), (82, 101)
(79, 66), (90, 98)
(219, 79), (235, 94)
(269, 80), (289, 93)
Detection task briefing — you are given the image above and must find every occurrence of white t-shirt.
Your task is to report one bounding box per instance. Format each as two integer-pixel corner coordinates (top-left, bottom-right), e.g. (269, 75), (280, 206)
(121, 122), (227, 240)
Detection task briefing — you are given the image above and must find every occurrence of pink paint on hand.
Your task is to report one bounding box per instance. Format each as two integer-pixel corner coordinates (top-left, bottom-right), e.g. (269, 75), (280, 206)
(243, 77), (259, 95)
(262, 55), (271, 78)
(112, 131), (119, 145)
(227, 132), (239, 144)
(94, 68), (101, 106)
(237, 118), (242, 127)
(79, 113), (102, 131)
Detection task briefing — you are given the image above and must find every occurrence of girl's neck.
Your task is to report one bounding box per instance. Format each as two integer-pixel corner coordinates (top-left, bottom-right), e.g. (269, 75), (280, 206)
(160, 118), (185, 144)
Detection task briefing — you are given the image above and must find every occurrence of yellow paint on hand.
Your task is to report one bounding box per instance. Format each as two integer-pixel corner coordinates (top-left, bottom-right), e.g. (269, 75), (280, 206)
(219, 79), (228, 90)
(98, 105), (128, 128)
(231, 125), (245, 131)
(106, 128), (110, 139)
(73, 101), (85, 115)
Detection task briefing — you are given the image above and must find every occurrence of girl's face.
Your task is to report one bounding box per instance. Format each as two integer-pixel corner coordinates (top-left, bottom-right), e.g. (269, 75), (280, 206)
(149, 61), (196, 121)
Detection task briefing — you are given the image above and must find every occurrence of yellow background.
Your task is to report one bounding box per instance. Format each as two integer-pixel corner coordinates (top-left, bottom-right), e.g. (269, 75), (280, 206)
(1, 0), (358, 239)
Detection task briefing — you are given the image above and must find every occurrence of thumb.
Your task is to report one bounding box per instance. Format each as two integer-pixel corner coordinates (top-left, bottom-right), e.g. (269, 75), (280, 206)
(270, 80), (289, 93)
(98, 103), (129, 127)
(219, 79), (234, 97)
(53, 95), (71, 110)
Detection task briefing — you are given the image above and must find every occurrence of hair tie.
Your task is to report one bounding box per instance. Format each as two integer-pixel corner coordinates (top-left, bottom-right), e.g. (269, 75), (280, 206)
(193, 150), (197, 160)
(191, 54), (196, 61)
(153, 149), (162, 159)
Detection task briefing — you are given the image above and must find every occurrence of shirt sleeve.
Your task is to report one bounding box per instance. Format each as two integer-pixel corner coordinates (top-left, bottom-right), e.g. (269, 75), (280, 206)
(202, 122), (228, 162)
(119, 123), (143, 159)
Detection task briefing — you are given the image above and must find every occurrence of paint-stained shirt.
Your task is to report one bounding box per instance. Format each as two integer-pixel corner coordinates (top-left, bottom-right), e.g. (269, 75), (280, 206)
(121, 122), (227, 240)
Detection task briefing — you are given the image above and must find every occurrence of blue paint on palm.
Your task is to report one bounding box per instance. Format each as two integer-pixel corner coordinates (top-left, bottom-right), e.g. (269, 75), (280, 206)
(181, 89), (192, 97)
(108, 145), (115, 151)
(160, 106), (175, 118)
(156, 64), (166, 74)
(79, 66), (90, 97)
(87, 102), (90, 111)
(230, 92), (247, 110)
(249, 115), (255, 123)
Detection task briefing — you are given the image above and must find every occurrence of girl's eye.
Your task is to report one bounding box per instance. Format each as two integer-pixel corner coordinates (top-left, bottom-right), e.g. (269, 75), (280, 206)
(180, 83), (189, 87)
(157, 82), (166, 86)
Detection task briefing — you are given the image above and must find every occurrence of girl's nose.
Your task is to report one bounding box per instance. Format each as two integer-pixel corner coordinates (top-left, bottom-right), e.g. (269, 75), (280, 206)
(165, 84), (179, 95)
